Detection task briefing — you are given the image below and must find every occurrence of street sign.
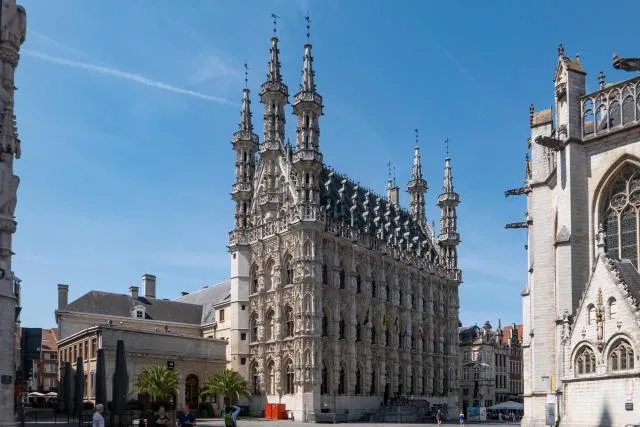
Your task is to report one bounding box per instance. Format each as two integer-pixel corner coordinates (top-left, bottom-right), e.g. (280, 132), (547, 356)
(167, 360), (175, 370)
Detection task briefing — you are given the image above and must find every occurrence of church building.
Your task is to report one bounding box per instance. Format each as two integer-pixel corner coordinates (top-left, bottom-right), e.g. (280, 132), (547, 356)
(512, 46), (640, 426)
(226, 28), (463, 420)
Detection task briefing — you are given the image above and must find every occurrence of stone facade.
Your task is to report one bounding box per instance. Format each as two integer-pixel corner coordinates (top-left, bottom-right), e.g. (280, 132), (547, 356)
(458, 322), (523, 416)
(228, 34), (462, 421)
(514, 45), (640, 426)
(0, 2), (26, 426)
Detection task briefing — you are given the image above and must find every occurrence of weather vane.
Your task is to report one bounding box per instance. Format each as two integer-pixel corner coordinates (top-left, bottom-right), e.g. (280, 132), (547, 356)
(244, 60), (248, 89)
(305, 13), (311, 41)
(414, 128), (419, 147)
(271, 13), (280, 36)
(445, 137), (450, 157)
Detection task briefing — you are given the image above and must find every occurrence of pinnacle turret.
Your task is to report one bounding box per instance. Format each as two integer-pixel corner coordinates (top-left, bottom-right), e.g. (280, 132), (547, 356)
(301, 44), (316, 92)
(267, 37), (282, 84)
(239, 88), (253, 133)
(407, 131), (428, 227)
(437, 156), (461, 270)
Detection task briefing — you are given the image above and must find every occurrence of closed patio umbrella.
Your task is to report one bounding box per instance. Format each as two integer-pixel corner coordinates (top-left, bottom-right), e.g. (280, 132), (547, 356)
(74, 357), (84, 416)
(94, 349), (107, 409)
(111, 340), (128, 414)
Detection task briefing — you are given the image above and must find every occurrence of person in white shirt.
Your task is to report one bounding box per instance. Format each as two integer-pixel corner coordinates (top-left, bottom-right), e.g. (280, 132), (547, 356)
(92, 403), (105, 427)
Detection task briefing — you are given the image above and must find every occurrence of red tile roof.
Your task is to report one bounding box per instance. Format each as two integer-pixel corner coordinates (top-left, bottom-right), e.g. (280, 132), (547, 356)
(41, 328), (58, 352)
(501, 324), (523, 345)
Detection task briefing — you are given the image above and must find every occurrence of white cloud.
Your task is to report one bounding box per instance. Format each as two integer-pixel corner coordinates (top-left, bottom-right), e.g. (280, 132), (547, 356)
(24, 50), (235, 105)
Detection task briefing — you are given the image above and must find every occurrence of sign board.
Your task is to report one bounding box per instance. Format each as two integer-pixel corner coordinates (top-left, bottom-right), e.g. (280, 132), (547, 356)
(466, 406), (480, 422)
(167, 360), (175, 370)
(479, 407), (487, 422)
(0, 375), (12, 385)
(626, 402), (633, 411)
(545, 394), (556, 426)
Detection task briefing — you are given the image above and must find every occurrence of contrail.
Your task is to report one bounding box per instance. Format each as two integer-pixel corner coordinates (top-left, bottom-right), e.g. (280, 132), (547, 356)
(30, 31), (90, 58)
(24, 50), (233, 105)
(441, 46), (476, 82)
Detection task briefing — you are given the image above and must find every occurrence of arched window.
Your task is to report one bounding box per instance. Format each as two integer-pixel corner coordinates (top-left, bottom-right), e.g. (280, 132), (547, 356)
(264, 259), (274, 290)
(609, 297), (618, 319)
(322, 311), (329, 337)
(284, 359), (295, 394)
(602, 165), (640, 268)
(266, 360), (275, 395)
(355, 365), (362, 395)
(385, 329), (390, 347)
(397, 367), (404, 395)
(265, 309), (275, 341)
(339, 315), (346, 340)
(250, 264), (259, 294)
(355, 321), (361, 342)
(371, 279), (376, 298)
(575, 346), (596, 375)
(371, 324), (377, 345)
(321, 362), (329, 395)
(250, 362), (260, 395)
(370, 367), (377, 395)
(283, 254), (293, 285)
(339, 267), (346, 289)
(284, 306), (294, 337)
(322, 263), (329, 285)
(338, 365), (346, 395)
(588, 305), (596, 325)
(356, 272), (362, 294)
(250, 313), (258, 342)
(610, 339), (635, 372)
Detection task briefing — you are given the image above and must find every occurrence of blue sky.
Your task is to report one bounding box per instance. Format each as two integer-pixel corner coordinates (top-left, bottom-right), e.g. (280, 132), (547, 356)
(14, 0), (640, 328)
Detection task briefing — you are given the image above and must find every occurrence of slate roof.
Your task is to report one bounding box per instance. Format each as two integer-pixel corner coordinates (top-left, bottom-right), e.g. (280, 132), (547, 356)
(319, 167), (440, 261)
(459, 325), (481, 344)
(63, 291), (203, 325)
(175, 280), (231, 324)
(613, 259), (640, 306)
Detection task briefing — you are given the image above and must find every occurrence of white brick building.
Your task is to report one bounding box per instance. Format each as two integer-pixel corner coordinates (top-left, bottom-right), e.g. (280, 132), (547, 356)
(511, 46), (640, 427)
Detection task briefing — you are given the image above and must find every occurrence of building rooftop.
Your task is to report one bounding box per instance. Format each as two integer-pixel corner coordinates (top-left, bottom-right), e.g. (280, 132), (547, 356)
(63, 291), (204, 325)
(41, 328), (58, 352)
(175, 280), (231, 324)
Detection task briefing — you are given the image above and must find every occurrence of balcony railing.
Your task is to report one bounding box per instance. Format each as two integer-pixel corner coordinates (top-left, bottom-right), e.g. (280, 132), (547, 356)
(582, 76), (640, 140)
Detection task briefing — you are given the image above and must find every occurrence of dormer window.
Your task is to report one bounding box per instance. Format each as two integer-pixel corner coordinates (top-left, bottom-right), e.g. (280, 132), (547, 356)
(131, 305), (146, 320)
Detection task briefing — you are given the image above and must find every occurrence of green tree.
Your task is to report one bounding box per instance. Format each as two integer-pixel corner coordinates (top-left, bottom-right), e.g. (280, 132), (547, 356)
(134, 365), (180, 401)
(201, 369), (250, 404)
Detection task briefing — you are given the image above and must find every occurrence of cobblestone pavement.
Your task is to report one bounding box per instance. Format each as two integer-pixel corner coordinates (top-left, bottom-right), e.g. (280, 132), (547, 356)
(195, 420), (520, 427)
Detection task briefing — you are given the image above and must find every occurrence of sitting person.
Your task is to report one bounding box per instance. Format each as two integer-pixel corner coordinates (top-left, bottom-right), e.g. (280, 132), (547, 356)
(220, 399), (241, 427)
(177, 405), (196, 427)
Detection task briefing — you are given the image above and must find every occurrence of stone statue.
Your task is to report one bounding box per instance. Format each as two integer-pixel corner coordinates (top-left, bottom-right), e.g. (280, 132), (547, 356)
(596, 309), (604, 341)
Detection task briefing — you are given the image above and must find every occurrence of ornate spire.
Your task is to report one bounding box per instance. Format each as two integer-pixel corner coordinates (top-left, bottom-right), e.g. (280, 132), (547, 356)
(301, 43), (316, 92)
(437, 152), (460, 270)
(408, 129), (427, 226)
(239, 62), (253, 133)
(267, 36), (283, 83)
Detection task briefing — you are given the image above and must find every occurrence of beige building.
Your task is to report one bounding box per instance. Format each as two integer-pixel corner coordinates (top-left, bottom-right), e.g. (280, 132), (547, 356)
(55, 275), (227, 410)
(226, 32), (462, 421)
(510, 46), (640, 426)
(458, 321), (522, 417)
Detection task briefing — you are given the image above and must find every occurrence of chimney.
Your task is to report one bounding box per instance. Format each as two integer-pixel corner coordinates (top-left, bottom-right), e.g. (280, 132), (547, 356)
(141, 274), (156, 299)
(57, 284), (69, 311)
(129, 286), (139, 299)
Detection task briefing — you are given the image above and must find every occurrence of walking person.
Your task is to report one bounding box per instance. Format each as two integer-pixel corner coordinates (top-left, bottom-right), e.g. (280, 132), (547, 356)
(436, 408), (442, 426)
(221, 399), (241, 427)
(92, 404), (105, 427)
(459, 410), (465, 426)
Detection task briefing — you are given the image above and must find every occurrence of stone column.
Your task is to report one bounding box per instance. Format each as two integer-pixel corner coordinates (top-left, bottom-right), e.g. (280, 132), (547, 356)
(0, 3), (26, 427)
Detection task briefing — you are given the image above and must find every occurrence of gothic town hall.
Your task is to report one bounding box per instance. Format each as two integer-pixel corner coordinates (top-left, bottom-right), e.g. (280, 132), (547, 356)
(226, 32), (462, 420)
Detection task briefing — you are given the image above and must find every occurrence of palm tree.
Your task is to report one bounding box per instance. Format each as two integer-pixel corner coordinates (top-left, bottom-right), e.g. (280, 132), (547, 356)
(134, 365), (180, 402)
(201, 369), (250, 404)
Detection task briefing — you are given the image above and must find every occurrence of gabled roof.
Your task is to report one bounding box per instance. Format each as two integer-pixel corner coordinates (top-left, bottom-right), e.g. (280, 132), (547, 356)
(63, 291), (203, 325)
(459, 325), (481, 344)
(610, 258), (640, 308)
(175, 280), (231, 324)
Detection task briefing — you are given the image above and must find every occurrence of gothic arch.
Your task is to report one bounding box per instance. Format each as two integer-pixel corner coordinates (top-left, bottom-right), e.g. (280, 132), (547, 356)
(249, 311), (258, 342)
(608, 297), (618, 319)
(354, 363), (363, 395)
(249, 361), (260, 395)
(264, 307), (275, 341)
(283, 305), (294, 337)
(608, 338), (635, 372)
(603, 333), (635, 356)
(592, 155), (640, 257)
(355, 265), (363, 294)
(265, 359), (276, 395)
(283, 358), (295, 394)
(250, 263), (259, 294)
(282, 252), (294, 285)
(320, 359), (330, 395)
(264, 258), (275, 290)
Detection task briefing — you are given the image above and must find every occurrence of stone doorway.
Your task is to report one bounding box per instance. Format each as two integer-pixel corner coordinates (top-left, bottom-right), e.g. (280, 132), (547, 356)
(185, 374), (199, 410)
